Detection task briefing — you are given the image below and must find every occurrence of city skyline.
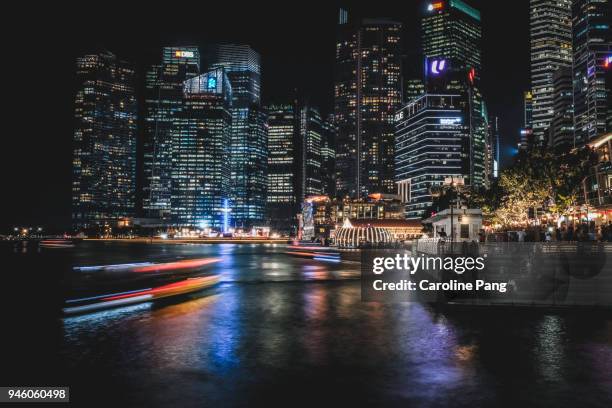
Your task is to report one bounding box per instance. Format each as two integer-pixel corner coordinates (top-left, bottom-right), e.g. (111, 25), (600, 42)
(3, 3), (612, 407)
(3, 1), (541, 230)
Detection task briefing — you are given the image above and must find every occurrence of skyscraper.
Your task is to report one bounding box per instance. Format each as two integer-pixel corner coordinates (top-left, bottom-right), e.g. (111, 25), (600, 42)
(206, 44), (267, 228)
(572, 0), (611, 146)
(550, 66), (575, 149)
(72, 52), (137, 229)
(171, 69), (232, 228)
(395, 94), (469, 219)
(422, 0), (482, 75)
(335, 10), (402, 198)
(421, 0), (487, 188)
(529, 0), (573, 143)
(299, 106), (323, 200)
(321, 115), (337, 198)
(266, 103), (330, 233)
(143, 46), (200, 220)
(266, 104), (298, 233)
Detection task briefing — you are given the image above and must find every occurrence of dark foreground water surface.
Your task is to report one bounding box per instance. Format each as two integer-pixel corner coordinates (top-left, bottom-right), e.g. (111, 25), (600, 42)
(2, 241), (612, 407)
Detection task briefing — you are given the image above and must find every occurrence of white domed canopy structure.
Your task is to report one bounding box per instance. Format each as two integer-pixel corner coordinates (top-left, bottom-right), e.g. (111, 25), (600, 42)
(334, 219), (394, 248)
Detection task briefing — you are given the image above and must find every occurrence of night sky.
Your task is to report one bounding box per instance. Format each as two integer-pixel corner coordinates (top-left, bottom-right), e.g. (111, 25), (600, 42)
(2, 0), (529, 231)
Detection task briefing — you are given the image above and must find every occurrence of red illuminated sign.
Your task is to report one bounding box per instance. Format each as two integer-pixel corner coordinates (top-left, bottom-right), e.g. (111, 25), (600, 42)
(468, 68), (475, 84)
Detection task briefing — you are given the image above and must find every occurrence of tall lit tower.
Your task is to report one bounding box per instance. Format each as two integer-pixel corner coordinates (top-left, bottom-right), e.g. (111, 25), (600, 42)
(299, 106), (323, 200)
(334, 10), (402, 198)
(206, 44), (268, 228)
(395, 94), (469, 219)
(171, 69), (232, 228)
(550, 66), (574, 149)
(529, 0), (573, 143)
(266, 104), (298, 233)
(72, 52), (137, 229)
(422, 0), (482, 74)
(572, 0), (611, 146)
(143, 46), (200, 220)
(321, 115), (337, 198)
(421, 0), (487, 188)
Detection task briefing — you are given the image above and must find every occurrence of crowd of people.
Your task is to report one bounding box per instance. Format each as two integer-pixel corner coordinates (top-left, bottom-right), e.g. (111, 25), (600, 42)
(486, 221), (612, 242)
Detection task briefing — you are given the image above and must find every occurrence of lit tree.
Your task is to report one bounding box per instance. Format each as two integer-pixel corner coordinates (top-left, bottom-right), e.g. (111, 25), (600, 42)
(465, 144), (597, 228)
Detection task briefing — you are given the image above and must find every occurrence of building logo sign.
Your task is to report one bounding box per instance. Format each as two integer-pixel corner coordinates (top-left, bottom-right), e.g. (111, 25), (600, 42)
(207, 76), (217, 90)
(427, 2), (444, 11)
(429, 59), (447, 75)
(439, 117), (461, 125)
(468, 67), (476, 84)
(175, 50), (195, 58)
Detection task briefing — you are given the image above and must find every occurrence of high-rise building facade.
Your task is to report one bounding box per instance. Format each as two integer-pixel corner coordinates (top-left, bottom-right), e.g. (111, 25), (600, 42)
(266, 103), (331, 233)
(395, 94), (469, 219)
(524, 90), (534, 129)
(206, 44), (267, 228)
(299, 106), (323, 200)
(550, 66), (575, 149)
(72, 52), (137, 229)
(321, 115), (337, 198)
(572, 0), (611, 146)
(529, 0), (573, 143)
(266, 104), (298, 233)
(171, 69), (233, 229)
(488, 116), (500, 179)
(143, 46), (200, 219)
(405, 78), (426, 102)
(335, 11), (402, 198)
(422, 0), (482, 74)
(422, 0), (487, 188)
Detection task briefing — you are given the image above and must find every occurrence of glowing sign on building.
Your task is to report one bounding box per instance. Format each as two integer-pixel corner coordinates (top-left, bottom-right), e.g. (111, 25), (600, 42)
(175, 51), (195, 58)
(468, 67), (476, 84)
(207, 76), (217, 90)
(427, 2), (444, 11)
(439, 117), (462, 125)
(605, 55), (612, 69)
(429, 59), (447, 75)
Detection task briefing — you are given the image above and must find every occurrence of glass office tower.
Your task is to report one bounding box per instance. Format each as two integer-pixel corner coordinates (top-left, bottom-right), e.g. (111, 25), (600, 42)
(321, 115), (337, 198)
(266, 104), (331, 233)
(529, 0), (573, 143)
(299, 106), (323, 200)
(422, 0), (487, 188)
(266, 104), (298, 233)
(143, 46), (200, 220)
(335, 10), (402, 198)
(72, 52), (137, 229)
(206, 44), (267, 228)
(171, 68), (233, 229)
(550, 66), (575, 149)
(395, 94), (469, 219)
(422, 0), (482, 75)
(572, 0), (611, 146)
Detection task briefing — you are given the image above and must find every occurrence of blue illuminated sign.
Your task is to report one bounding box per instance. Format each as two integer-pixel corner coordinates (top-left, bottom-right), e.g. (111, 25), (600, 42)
(207, 76), (217, 90)
(429, 59), (448, 75)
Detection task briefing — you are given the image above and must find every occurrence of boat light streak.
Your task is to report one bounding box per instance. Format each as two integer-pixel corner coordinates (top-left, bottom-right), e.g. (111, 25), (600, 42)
(132, 258), (221, 273)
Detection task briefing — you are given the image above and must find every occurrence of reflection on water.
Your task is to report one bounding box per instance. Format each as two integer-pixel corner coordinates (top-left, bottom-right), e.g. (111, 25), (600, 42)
(2, 241), (612, 407)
